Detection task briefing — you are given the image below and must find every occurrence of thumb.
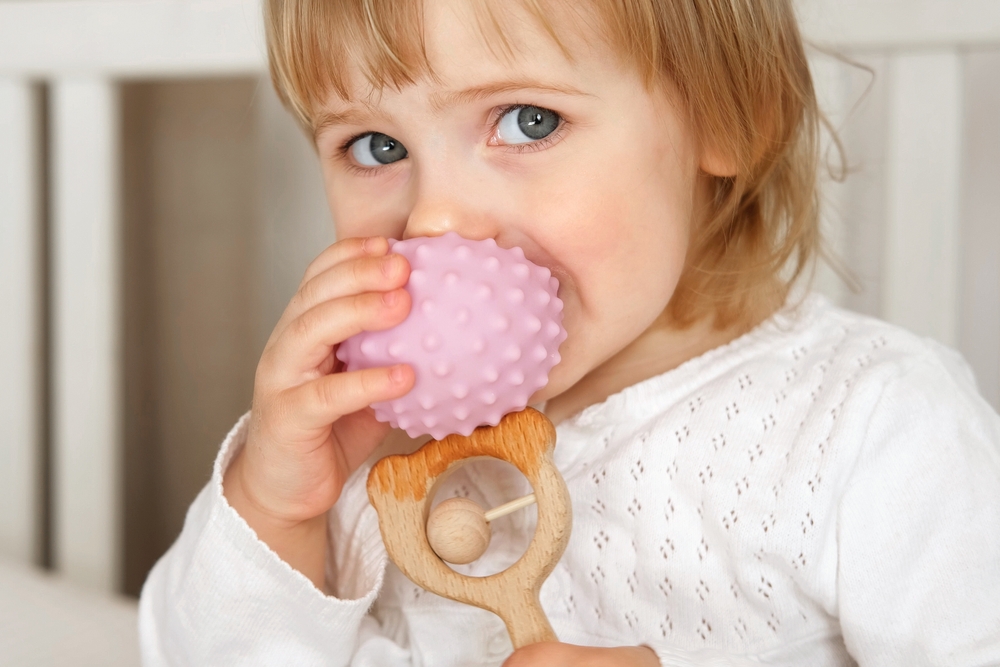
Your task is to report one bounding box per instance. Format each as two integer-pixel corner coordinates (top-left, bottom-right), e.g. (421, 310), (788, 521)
(502, 642), (575, 667)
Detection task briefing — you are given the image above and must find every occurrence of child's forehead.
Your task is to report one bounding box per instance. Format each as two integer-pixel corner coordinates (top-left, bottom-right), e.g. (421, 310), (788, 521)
(329, 0), (608, 106)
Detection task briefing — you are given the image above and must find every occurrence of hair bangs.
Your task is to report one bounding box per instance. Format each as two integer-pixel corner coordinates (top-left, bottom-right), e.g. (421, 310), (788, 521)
(265, 0), (432, 130)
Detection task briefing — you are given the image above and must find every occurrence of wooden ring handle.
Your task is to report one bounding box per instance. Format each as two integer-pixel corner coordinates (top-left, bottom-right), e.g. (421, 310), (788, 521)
(367, 408), (572, 649)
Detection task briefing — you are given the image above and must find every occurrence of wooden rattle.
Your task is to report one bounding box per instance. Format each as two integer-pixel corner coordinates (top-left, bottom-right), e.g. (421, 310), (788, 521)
(367, 407), (571, 649)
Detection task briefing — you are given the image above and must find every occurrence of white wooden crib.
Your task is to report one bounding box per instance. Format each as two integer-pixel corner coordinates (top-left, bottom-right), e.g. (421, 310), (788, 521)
(0, 0), (998, 661)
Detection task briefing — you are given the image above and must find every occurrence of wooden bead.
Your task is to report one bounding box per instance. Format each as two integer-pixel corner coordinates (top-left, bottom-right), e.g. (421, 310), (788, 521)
(426, 497), (491, 564)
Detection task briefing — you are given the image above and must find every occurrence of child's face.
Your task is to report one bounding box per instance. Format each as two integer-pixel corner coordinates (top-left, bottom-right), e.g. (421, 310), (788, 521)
(315, 0), (714, 405)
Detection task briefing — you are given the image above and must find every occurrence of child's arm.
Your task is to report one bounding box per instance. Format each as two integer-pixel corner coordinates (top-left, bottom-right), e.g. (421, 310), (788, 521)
(138, 237), (426, 665)
(138, 413), (410, 666)
(836, 351), (1000, 664)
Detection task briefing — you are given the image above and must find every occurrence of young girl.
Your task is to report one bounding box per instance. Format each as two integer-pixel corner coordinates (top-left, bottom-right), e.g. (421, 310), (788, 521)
(138, 0), (1000, 664)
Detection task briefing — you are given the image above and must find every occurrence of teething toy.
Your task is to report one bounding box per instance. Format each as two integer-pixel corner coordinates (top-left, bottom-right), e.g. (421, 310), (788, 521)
(367, 408), (571, 648)
(349, 233), (572, 647)
(337, 232), (566, 440)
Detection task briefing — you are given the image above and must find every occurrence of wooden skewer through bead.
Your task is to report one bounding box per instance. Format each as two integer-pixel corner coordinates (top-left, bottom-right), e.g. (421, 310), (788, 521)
(426, 493), (537, 564)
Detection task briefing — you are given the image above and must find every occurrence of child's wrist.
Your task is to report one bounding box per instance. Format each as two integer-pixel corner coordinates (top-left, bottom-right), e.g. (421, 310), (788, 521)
(224, 448), (290, 526)
(223, 450), (330, 591)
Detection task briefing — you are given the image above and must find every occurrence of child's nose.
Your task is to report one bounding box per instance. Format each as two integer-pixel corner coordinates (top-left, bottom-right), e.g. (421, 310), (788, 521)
(401, 181), (498, 243)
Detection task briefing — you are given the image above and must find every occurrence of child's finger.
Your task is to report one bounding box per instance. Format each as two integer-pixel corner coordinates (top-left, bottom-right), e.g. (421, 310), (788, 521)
(276, 252), (410, 336)
(299, 236), (390, 286)
(278, 364), (414, 431)
(262, 288), (411, 383)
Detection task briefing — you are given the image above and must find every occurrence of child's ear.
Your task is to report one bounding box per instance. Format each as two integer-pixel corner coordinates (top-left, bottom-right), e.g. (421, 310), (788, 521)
(699, 142), (738, 178)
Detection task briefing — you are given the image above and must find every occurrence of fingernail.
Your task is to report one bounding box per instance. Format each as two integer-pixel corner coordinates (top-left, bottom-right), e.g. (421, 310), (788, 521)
(389, 365), (406, 383)
(382, 289), (399, 306)
(362, 236), (380, 254)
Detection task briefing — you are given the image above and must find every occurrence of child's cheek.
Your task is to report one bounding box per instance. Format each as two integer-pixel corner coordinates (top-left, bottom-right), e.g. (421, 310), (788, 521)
(326, 167), (412, 241)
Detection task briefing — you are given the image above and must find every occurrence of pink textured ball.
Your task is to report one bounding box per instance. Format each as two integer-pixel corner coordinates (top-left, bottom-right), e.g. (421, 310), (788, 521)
(336, 232), (566, 439)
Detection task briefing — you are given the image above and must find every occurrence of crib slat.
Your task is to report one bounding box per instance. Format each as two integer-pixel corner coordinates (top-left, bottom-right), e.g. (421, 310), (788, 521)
(0, 79), (41, 566)
(960, 52), (1000, 410)
(883, 51), (962, 347)
(809, 54), (851, 307)
(50, 79), (121, 592)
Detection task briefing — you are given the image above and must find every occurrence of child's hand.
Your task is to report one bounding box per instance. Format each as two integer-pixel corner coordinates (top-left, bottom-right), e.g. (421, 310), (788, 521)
(503, 642), (659, 666)
(224, 236), (415, 589)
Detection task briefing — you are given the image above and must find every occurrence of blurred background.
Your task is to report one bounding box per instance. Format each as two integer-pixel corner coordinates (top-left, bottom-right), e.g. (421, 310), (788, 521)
(0, 0), (998, 664)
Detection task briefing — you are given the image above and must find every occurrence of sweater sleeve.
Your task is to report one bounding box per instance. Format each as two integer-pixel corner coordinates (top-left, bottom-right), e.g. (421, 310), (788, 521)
(138, 414), (413, 666)
(836, 352), (1000, 666)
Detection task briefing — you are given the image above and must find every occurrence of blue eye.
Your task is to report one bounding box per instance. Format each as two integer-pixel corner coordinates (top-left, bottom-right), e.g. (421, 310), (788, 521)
(497, 106), (561, 145)
(349, 132), (408, 166)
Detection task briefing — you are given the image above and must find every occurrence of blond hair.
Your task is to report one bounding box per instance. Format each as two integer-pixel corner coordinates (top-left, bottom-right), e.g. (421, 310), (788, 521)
(265, 0), (823, 330)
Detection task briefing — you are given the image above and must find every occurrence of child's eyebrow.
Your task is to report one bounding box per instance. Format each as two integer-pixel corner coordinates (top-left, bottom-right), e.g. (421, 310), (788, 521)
(314, 106), (390, 137)
(429, 80), (591, 111)
(313, 80), (589, 138)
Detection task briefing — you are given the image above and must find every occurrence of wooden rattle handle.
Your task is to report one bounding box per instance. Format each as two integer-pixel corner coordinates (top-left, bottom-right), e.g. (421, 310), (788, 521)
(367, 408), (571, 649)
(501, 593), (558, 647)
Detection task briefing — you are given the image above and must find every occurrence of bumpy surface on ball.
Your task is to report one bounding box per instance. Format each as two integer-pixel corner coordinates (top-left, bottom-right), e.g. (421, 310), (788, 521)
(336, 232), (566, 439)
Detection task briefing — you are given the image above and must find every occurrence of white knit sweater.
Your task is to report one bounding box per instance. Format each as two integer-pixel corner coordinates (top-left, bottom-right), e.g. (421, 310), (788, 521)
(139, 295), (1000, 666)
